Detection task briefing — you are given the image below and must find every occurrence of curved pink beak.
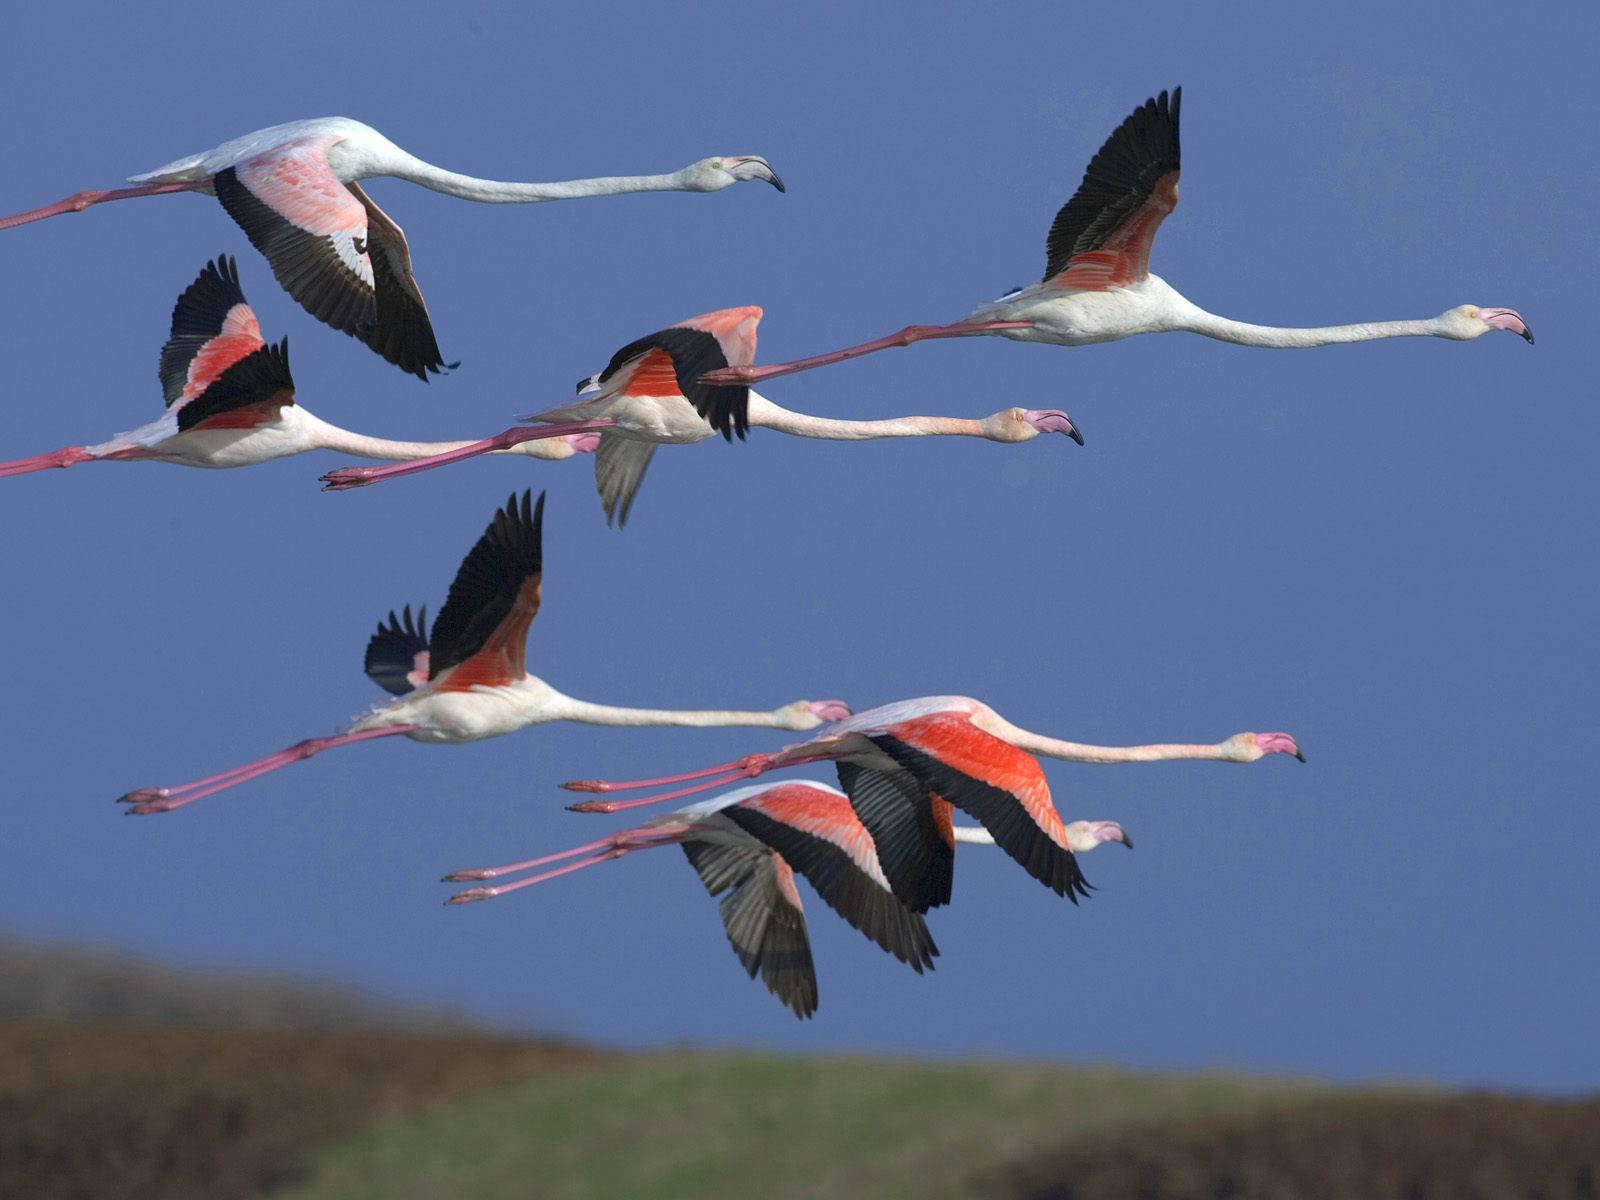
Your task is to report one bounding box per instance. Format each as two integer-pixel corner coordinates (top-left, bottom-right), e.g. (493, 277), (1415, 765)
(1480, 308), (1534, 343)
(1025, 409), (1085, 445)
(1255, 732), (1306, 762)
(1086, 820), (1132, 849)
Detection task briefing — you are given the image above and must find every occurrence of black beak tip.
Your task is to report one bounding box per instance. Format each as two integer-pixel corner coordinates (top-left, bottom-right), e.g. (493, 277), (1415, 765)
(767, 172), (787, 194)
(1295, 750), (1308, 763)
(1122, 834), (1134, 850)
(1521, 328), (1535, 344)
(1069, 425), (1085, 446)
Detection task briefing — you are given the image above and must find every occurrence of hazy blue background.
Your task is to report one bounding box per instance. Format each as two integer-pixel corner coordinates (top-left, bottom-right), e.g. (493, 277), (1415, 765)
(3, 1), (1592, 1091)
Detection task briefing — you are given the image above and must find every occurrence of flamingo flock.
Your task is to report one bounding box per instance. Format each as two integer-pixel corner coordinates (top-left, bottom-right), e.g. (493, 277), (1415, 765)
(4, 90), (1528, 1016)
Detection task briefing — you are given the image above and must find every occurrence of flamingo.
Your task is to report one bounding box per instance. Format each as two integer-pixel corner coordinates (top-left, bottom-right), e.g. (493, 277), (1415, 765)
(318, 306), (1082, 525)
(562, 696), (1287, 912)
(116, 491), (847, 816)
(445, 781), (1124, 1018)
(0, 117), (785, 379)
(0, 257), (598, 480)
(445, 782), (944, 1018)
(700, 87), (1532, 391)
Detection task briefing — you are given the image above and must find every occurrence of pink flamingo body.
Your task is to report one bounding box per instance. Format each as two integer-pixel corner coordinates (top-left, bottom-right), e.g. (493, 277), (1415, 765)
(116, 491), (847, 816)
(563, 694), (1286, 911)
(702, 88), (1532, 391)
(446, 781), (983, 1018)
(319, 306), (1082, 525)
(0, 117), (784, 379)
(0, 258), (596, 481)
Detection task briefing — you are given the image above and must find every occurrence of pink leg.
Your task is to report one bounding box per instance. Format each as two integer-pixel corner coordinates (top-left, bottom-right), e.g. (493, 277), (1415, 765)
(446, 849), (630, 903)
(698, 321), (1037, 386)
(118, 725), (415, 815)
(0, 446), (93, 478)
(444, 824), (692, 888)
(0, 180), (208, 232)
(320, 420), (618, 491)
(562, 752), (776, 794)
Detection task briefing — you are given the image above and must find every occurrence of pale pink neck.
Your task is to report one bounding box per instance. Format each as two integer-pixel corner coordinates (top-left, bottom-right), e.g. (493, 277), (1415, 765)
(746, 392), (985, 441)
(301, 410), (576, 462)
(983, 713), (1236, 764)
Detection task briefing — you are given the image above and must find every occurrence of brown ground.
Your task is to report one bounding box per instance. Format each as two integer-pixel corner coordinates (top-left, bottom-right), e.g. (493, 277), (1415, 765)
(981, 1092), (1600, 1200)
(0, 1019), (606, 1200)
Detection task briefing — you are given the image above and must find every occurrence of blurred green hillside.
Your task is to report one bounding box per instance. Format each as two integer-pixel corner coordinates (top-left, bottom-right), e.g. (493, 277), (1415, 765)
(3, 937), (1594, 1200)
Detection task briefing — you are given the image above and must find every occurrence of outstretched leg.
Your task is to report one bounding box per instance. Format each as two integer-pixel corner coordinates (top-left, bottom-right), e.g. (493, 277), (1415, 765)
(562, 750), (850, 814)
(118, 725), (415, 815)
(0, 180), (209, 232)
(0, 447), (93, 478)
(320, 420), (618, 491)
(698, 321), (1037, 386)
(443, 825), (690, 902)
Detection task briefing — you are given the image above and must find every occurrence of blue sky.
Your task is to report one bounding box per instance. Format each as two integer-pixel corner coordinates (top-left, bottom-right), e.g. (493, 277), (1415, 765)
(2, 1), (1592, 1091)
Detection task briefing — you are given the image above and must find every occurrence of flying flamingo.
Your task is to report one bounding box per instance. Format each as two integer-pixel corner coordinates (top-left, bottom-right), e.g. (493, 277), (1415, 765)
(318, 306), (1082, 525)
(563, 695), (1286, 912)
(0, 257), (597, 480)
(116, 491), (847, 816)
(699, 87), (1532, 392)
(445, 782), (950, 1018)
(0, 117), (785, 379)
(445, 782), (1123, 1017)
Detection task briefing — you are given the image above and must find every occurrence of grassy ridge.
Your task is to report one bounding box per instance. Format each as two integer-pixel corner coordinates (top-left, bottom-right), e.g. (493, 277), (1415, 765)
(274, 1050), (1325, 1200)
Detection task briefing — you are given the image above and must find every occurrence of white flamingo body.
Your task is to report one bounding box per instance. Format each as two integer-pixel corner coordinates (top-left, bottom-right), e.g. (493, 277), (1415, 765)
(319, 306), (1082, 522)
(0, 258), (593, 481)
(705, 88), (1531, 390)
(4, 118), (783, 379)
(116, 491), (847, 815)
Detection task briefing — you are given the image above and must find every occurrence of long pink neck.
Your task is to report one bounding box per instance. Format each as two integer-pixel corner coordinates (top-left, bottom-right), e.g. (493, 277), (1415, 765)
(982, 713), (1244, 764)
(746, 392), (988, 440)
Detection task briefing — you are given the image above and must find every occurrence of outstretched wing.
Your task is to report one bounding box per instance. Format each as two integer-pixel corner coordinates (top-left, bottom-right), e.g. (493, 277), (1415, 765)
(680, 837), (818, 1019)
(835, 762), (955, 914)
(597, 306), (761, 441)
(344, 181), (455, 381)
(869, 714), (1092, 902)
(363, 604), (431, 696)
(428, 490), (544, 690)
(725, 786), (938, 973)
(156, 256), (296, 432)
(1043, 88), (1181, 290)
(214, 138), (449, 380)
(592, 435), (658, 528)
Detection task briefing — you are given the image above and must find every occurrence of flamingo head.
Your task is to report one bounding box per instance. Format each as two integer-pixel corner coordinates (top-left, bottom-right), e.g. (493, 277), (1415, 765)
(1220, 731), (1306, 763)
(783, 699), (852, 729)
(1442, 305), (1534, 343)
(984, 407), (1085, 445)
(1064, 820), (1132, 852)
(684, 156), (786, 193)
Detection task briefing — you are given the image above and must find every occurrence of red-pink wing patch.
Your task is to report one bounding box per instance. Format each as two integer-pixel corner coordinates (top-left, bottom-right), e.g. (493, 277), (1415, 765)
(236, 138), (366, 238)
(675, 306), (762, 367)
(747, 783), (889, 886)
(177, 303), (264, 407)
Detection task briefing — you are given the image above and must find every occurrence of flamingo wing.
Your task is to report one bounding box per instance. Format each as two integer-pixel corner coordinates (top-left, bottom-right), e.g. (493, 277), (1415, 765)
(725, 789), (938, 972)
(835, 762), (955, 913)
(212, 139), (448, 380)
(344, 181), (454, 381)
(869, 714), (1092, 902)
(680, 835), (818, 1019)
(1043, 88), (1181, 290)
(154, 255), (295, 432)
(427, 490), (543, 690)
(592, 434), (658, 528)
(363, 604), (431, 696)
(598, 316), (754, 441)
